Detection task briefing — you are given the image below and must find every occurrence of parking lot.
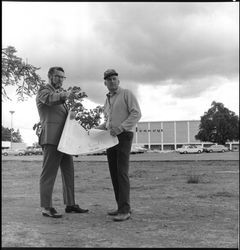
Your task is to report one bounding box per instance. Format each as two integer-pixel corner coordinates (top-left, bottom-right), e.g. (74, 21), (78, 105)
(2, 151), (239, 162)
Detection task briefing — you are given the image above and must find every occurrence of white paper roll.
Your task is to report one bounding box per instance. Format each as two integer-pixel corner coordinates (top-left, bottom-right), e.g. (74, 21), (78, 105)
(57, 113), (119, 155)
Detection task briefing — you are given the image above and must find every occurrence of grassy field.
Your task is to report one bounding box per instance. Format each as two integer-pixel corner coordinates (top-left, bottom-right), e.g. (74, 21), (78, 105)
(2, 158), (239, 248)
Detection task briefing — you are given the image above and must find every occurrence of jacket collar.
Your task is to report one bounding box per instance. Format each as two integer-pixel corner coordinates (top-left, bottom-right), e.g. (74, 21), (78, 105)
(106, 86), (121, 97)
(46, 83), (55, 91)
(46, 83), (61, 92)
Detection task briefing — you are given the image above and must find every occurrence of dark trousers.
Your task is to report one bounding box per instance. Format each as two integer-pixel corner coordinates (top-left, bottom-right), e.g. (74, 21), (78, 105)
(106, 131), (133, 214)
(40, 144), (75, 208)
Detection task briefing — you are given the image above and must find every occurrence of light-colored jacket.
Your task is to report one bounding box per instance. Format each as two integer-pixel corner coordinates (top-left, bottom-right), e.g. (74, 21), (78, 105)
(98, 86), (141, 133)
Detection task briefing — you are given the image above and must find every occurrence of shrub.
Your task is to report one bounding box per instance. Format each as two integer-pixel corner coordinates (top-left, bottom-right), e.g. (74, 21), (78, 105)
(187, 174), (200, 184)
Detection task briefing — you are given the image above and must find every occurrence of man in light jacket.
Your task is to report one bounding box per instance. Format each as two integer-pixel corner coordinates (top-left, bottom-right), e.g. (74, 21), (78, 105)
(97, 69), (142, 221)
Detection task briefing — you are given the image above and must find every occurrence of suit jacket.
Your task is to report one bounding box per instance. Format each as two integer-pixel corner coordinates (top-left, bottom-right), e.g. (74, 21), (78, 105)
(36, 84), (68, 146)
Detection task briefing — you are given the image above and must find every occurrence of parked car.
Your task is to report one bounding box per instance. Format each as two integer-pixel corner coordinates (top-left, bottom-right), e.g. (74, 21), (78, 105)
(23, 147), (43, 155)
(204, 144), (229, 153)
(131, 145), (147, 154)
(24, 147), (36, 155)
(2, 149), (25, 156)
(176, 145), (203, 154)
(92, 149), (106, 155)
(86, 149), (106, 156)
(33, 147), (43, 155)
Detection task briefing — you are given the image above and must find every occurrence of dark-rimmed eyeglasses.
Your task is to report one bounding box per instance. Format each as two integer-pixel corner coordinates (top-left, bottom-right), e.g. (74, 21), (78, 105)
(105, 76), (118, 82)
(53, 75), (66, 80)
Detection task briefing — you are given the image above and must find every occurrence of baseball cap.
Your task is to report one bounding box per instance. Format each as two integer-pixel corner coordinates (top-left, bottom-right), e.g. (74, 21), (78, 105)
(104, 69), (118, 80)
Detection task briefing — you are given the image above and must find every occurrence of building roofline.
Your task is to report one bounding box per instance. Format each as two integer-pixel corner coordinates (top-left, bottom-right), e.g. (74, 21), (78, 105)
(138, 120), (200, 123)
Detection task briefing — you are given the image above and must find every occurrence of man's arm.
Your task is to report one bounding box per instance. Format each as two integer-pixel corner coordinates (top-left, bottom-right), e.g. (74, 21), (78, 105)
(110, 89), (141, 136)
(37, 86), (77, 106)
(119, 89), (141, 131)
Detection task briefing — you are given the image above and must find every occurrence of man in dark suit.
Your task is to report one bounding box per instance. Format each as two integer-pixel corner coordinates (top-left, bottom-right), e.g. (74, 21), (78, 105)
(36, 66), (88, 218)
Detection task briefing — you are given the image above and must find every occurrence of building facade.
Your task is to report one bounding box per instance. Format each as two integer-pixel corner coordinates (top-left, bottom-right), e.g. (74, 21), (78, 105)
(2, 141), (27, 150)
(132, 120), (239, 151)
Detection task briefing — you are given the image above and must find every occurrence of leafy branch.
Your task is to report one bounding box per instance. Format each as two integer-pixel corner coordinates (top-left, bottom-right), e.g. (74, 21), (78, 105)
(61, 86), (104, 130)
(2, 46), (45, 101)
(33, 86), (104, 135)
(2, 46), (104, 135)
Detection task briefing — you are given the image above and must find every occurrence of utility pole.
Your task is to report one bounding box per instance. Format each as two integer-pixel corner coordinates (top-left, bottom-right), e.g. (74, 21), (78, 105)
(9, 111), (15, 149)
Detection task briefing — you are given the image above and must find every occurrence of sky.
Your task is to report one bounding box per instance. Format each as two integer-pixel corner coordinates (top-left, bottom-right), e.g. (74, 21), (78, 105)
(2, 2), (239, 146)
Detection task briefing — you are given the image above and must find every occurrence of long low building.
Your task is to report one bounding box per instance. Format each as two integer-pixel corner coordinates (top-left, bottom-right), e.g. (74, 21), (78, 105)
(2, 141), (27, 150)
(132, 120), (239, 151)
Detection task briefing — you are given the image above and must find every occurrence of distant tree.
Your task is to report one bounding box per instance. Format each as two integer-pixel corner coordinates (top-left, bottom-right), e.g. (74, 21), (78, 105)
(32, 142), (41, 148)
(195, 101), (239, 145)
(12, 129), (23, 143)
(2, 126), (23, 142)
(2, 126), (11, 141)
(2, 46), (45, 101)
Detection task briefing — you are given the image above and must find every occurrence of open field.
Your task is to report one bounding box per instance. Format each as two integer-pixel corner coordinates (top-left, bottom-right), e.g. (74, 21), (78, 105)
(1, 152), (239, 248)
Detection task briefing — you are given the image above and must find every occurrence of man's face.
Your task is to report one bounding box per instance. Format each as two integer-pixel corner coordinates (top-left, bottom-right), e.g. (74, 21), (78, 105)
(50, 69), (66, 89)
(104, 75), (119, 93)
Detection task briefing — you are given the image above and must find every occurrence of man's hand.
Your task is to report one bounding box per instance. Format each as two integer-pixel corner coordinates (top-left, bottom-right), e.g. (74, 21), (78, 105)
(66, 88), (79, 100)
(95, 125), (107, 130)
(110, 127), (122, 137)
(69, 111), (76, 120)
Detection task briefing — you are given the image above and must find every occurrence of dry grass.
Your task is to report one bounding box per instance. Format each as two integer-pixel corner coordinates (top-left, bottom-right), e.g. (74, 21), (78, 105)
(2, 159), (239, 248)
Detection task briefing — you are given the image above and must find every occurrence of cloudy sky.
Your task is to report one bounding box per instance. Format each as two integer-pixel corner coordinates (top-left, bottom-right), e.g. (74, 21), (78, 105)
(2, 2), (239, 145)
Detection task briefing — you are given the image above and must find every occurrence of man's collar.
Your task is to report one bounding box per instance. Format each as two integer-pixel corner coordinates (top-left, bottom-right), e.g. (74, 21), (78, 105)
(46, 83), (55, 90)
(47, 83), (60, 92)
(106, 87), (121, 97)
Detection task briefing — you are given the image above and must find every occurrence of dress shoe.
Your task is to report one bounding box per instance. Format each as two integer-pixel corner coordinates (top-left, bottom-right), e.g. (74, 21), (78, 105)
(42, 207), (62, 218)
(65, 204), (89, 213)
(113, 213), (130, 221)
(107, 209), (119, 216)
(108, 209), (132, 216)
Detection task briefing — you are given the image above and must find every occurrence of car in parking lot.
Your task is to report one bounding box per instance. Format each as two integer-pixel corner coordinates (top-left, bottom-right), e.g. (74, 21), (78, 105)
(33, 147), (43, 155)
(176, 145), (203, 154)
(24, 147), (36, 155)
(88, 149), (106, 155)
(204, 144), (229, 153)
(131, 145), (147, 154)
(23, 147), (43, 155)
(2, 149), (26, 156)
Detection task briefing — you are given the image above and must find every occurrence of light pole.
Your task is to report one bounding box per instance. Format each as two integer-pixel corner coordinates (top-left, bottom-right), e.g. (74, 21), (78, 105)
(9, 111), (15, 149)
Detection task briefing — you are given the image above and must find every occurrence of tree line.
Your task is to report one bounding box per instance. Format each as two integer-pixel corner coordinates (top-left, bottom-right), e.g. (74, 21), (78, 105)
(2, 126), (23, 142)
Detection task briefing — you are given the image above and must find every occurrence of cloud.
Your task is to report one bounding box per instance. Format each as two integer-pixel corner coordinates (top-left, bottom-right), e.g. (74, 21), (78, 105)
(138, 77), (239, 122)
(166, 76), (228, 99)
(2, 2), (238, 103)
(94, 3), (238, 86)
(1, 2), (239, 147)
